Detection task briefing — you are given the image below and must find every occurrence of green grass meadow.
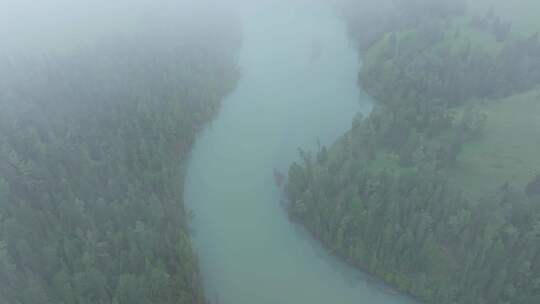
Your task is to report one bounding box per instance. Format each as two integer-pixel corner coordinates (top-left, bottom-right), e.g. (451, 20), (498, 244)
(450, 89), (540, 198)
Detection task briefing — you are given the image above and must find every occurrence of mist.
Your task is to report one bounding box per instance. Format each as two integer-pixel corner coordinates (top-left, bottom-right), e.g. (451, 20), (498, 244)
(0, 0), (242, 54)
(1, 1), (539, 304)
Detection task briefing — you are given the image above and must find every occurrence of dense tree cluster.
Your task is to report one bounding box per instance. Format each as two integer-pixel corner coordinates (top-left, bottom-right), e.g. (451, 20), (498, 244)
(288, 1), (540, 303)
(287, 113), (540, 303)
(360, 17), (540, 107)
(340, 0), (540, 106)
(0, 29), (239, 304)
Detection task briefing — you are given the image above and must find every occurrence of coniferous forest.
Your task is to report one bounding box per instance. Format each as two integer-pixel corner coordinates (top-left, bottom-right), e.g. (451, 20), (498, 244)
(0, 15), (240, 304)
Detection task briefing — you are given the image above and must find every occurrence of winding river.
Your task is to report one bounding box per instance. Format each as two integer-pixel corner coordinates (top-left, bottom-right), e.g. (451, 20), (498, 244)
(184, 0), (417, 303)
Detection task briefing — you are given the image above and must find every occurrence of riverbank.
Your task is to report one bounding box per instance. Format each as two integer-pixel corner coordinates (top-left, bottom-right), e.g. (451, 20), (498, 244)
(286, 209), (420, 301)
(184, 1), (416, 303)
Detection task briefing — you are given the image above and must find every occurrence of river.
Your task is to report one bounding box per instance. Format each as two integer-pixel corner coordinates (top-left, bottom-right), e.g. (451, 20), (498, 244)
(184, 0), (417, 303)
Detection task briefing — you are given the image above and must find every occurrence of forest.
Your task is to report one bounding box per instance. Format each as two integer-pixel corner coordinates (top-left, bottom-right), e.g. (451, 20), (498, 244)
(287, 0), (540, 303)
(0, 13), (240, 304)
(2, 0), (540, 303)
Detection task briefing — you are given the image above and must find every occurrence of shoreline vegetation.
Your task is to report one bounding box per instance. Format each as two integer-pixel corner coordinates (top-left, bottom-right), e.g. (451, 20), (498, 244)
(287, 1), (540, 303)
(286, 209), (411, 298)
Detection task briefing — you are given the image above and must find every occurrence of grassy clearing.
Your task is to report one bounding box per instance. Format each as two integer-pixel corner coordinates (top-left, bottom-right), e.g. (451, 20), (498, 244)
(449, 1), (540, 198)
(450, 88), (540, 198)
(362, 1), (540, 199)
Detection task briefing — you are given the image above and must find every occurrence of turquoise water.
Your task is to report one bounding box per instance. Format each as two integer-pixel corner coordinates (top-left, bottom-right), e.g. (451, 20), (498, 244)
(184, 1), (417, 303)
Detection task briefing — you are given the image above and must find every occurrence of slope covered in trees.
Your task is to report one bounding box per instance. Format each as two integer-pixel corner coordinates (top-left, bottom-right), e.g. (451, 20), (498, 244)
(287, 1), (540, 303)
(0, 20), (240, 304)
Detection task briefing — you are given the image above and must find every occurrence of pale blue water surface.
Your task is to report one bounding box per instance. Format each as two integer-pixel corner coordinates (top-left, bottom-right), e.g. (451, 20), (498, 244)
(184, 1), (418, 303)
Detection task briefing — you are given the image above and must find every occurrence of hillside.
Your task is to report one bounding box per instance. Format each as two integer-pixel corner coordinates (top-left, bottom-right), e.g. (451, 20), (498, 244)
(451, 89), (540, 198)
